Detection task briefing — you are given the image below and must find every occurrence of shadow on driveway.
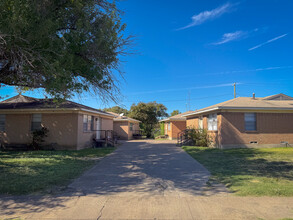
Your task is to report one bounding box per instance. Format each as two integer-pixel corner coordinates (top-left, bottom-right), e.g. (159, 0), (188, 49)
(0, 140), (227, 217)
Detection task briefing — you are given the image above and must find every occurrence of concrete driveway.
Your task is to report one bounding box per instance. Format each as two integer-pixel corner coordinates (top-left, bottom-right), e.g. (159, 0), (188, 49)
(1, 140), (293, 219)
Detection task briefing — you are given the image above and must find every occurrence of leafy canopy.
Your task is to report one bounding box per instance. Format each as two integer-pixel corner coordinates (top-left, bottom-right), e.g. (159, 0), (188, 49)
(128, 102), (168, 138)
(171, 110), (181, 116)
(103, 106), (129, 115)
(0, 0), (131, 100)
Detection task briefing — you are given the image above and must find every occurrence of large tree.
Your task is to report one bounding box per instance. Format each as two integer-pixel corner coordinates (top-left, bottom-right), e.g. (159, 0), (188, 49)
(170, 110), (181, 116)
(128, 102), (168, 138)
(103, 106), (129, 115)
(0, 0), (131, 100)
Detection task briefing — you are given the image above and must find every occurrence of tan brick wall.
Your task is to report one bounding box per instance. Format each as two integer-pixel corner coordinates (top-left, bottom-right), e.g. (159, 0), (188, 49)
(128, 122), (140, 139)
(42, 113), (78, 150)
(113, 121), (140, 140)
(101, 118), (113, 131)
(113, 121), (129, 140)
(220, 112), (293, 148)
(186, 118), (198, 129)
(0, 114), (31, 145)
(0, 113), (78, 150)
(77, 114), (114, 150)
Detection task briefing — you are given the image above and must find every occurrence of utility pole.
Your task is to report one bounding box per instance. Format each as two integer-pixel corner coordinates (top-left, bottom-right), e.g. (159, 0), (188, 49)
(234, 83), (236, 99)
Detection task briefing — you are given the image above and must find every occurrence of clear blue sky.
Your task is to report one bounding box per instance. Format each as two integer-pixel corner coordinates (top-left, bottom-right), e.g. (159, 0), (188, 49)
(2, 0), (293, 114)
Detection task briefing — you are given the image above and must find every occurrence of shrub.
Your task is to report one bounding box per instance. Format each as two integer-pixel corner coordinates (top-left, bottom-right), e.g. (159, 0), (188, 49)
(31, 127), (49, 150)
(187, 129), (210, 147)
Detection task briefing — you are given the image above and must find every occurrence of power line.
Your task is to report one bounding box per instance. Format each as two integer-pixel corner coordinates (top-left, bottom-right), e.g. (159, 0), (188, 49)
(122, 93), (232, 103)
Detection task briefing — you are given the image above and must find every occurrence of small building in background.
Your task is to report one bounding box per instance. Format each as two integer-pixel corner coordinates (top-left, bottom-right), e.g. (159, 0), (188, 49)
(183, 93), (293, 149)
(0, 95), (114, 150)
(107, 112), (141, 140)
(159, 111), (192, 140)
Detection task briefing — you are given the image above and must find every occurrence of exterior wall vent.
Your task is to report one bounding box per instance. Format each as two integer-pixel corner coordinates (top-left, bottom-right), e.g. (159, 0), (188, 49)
(250, 141), (258, 144)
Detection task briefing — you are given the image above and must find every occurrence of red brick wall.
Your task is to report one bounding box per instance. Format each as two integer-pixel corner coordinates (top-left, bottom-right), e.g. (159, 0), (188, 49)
(220, 112), (293, 147)
(170, 121), (186, 139)
(186, 114), (221, 146)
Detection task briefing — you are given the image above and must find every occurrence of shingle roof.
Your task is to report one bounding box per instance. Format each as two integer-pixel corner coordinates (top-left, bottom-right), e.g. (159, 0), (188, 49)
(184, 93), (293, 117)
(160, 111), (193, 122)
(107, 112), (141, 123)
(0, 95), (113, 116)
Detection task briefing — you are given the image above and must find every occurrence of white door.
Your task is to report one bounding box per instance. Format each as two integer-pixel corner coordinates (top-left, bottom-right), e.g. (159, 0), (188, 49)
(96, 117), (101, 140)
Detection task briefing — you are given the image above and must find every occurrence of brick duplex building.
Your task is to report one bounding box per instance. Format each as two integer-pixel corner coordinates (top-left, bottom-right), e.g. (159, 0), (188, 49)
(160, 111), (192, 140)
(183, 93), (293, 149)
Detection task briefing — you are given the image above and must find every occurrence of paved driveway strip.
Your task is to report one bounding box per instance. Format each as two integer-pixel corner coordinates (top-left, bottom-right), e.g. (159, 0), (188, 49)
(67, 140), (219, 196)
(1, 140), (293, 219)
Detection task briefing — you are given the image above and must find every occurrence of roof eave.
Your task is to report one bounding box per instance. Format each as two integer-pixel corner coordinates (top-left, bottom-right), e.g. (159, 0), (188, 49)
(114, 118), (141, 123)
(185, 106), (293, 117)
(0, 107), (115, 117)
(184, 107), (220, 117)
(80, 108), (115, 117)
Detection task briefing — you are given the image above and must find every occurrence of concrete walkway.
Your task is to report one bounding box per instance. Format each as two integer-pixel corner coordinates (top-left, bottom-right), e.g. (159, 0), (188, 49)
(1, 140), (293, 219)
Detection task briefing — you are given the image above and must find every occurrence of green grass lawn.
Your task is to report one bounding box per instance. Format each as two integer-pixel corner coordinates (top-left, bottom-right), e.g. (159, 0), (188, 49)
(0, 148), (115, 195)
(183, 146), (293, 196)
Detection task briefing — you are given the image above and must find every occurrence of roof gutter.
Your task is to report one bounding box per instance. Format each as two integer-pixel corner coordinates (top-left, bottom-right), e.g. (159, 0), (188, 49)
(0, 107), (115, 118)
(159, 118), (170, 122)
(114, 118), (141, 123)
(183, 107), (219, 117)
(80, 108), (115, 117)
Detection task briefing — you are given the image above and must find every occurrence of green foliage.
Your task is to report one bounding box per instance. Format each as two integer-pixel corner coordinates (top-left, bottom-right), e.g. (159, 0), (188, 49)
(183, 146), (293, 196)
(171, 110), (181, 116)
(160, 122), (165, 135)
(31, 127), (49, 150)
(187, 129), (210, 147)
(0, 148), (115, 194)
(0, 0), (131, 100)
(103, 106), (129, 115)
(128, 102), (168, 138)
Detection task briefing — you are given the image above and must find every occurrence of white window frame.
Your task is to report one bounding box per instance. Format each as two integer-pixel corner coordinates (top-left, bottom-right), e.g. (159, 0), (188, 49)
(31, 114), (42, 131)
(208, 113), (217, 131)
(83, 115), (94, 132)
(245, 113), (257, 131)
(0, 115), (5, 131)
(168, 122), (171, 131)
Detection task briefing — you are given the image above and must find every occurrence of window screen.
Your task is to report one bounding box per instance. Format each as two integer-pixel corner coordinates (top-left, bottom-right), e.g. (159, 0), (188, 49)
(198, 117), (203, 129)
(245, 113), (256, 131)
(130, 123), (133, 131)
(208, 114), (217, 131)
(0, 115), (5, 131)
(83, 115), (88, 131)
(31, 114), (42, 131)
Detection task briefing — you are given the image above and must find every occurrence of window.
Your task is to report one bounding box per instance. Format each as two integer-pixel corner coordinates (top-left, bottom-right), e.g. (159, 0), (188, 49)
(130, 123), (133, 131)
(0, 115), (5, 131)
(168, 122), (171, 131)
(83, 115), (88, 131)
(245, 113), (256, 131)
(208, 114), (217, 131)
(83, 115), (94, 132)
(198, 117), (203, 129)
(31, 114), (42, 131)
(87, 115), (92, 131)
